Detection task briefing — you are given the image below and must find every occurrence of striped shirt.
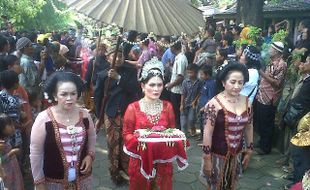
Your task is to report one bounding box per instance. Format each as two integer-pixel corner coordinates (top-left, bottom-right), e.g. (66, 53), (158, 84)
(256, 57), (287, 105)
(59, 124), (85, 163)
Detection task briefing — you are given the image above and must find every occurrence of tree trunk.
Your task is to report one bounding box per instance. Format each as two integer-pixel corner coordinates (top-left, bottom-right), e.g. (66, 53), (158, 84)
(237, 0), (264, 28)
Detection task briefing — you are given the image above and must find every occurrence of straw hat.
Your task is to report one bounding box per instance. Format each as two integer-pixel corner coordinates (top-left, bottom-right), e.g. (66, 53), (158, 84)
(291, 112), (310, 147)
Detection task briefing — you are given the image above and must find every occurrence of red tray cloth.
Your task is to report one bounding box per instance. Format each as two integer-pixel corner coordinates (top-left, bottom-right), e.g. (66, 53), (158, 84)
(123, 131), (190, 180)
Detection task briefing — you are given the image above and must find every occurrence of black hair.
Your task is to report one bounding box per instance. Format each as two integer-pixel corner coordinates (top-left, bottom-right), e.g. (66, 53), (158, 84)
(185, 51), (195, 65)
(127, 30), (139, 42)
(218, 48), (228, 59)
(2, 55), (19, 70)
(186, 63), (199, 73)
(0, 56), (6, 72)
(268, 25), (275, 35)
(52, 33), (61, 42)
(0, 113), (13, 138)
(200, 64), (213, 77)
(214, 32), (222, 44)
(216, 61), (249, 92)
(0, 70), (19, 89)
(28, 90), (40, 105)
(28, 32), (38, 43)
(139, 33), (149, 47)
(300, 19), (310, 29)
(206, 28), (215, 37)
(233, 25), (242, 35)
(171, 41), (182, 51)
(44, 71), (85, 102)
(190, 40), (197, 48)
(223, 32), (234, 46)
(123, 31), (139, 60)
(225, 25), (232, 32)
(140, 68), (164, 84)
(7, 36), (15, 53)
(162, 36), (171, 43)
(0, 35), (9, 52)
(243, 46), (261, 70)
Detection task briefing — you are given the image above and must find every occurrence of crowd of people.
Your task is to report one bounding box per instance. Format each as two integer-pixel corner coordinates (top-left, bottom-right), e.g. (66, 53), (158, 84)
(0, 16), (309, 190)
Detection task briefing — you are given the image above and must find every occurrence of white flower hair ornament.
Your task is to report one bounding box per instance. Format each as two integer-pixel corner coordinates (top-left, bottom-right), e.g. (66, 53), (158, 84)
(43, 92), (53, 103)
(139, 57), (165, 82)
(215, 60), (229, 74)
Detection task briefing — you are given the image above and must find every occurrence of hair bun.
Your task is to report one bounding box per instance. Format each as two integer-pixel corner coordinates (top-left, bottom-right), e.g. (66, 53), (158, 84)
(215, 61), (249, 91)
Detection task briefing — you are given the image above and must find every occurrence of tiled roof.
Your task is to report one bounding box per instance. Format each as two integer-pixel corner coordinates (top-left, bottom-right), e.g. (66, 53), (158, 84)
(218, 0), (310, 15)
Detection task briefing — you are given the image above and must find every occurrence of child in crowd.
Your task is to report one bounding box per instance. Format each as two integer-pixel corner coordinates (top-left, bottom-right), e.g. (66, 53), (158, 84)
(196, 65), (216, 141)
(0, 70), (24, 150)
(215, 48), (229, 77)
(0, 114), (24, 190)
(180, 64), (202, 136)
(215, 48), (228, 67)
(28, 91), (42, 120)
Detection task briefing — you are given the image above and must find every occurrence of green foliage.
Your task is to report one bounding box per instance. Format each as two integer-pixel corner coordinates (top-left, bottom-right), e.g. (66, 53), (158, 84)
(233, 26), (262, 48)
(247, 26), (262, 42)
(21, 0), (74, 31)
(0, 0), (46, 29)
(286, 63), (299, 83)
(201, 0), (235, 8)
(191, 0), (203, 7)
(0, 0), (75, 31)
(272, 29), (288, 44)
(261, 43), (271, 66)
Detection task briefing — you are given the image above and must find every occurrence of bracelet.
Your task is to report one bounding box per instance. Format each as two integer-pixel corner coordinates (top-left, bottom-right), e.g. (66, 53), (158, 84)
(247, 143), (254, 150)
(87, 151), (95, 161)
(202, 145), (211, 155)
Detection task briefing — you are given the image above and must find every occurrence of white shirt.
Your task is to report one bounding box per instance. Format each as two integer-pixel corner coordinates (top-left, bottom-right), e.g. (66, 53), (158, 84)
(240, 68), (260, 104)
(170, 53), (188, 94)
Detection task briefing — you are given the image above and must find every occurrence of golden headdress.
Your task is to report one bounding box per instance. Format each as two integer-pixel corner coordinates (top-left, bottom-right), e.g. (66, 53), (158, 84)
(291, 112), (310, 147)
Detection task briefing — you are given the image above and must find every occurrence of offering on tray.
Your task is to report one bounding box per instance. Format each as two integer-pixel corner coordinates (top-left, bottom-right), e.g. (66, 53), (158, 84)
(124, 126), (190, 179)
(134, 127), (187, 143)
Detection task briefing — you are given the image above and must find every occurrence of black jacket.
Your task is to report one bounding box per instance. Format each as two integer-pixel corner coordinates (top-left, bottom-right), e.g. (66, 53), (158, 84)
(94, 63), (140, 118)
(291, 76), (310, 106)
(85, 56), (109, 89)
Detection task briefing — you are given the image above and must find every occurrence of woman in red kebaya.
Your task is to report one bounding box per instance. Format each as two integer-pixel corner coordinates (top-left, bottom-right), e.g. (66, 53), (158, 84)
(123, 58), (176, 190)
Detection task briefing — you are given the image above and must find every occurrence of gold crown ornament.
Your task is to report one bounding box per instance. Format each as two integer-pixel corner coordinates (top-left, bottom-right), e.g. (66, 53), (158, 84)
(139, 57), (164, 82)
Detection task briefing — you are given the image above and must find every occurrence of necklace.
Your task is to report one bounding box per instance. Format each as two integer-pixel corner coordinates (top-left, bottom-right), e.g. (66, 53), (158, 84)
(222, 92), (240, 104)
(140, 98), (163, 125)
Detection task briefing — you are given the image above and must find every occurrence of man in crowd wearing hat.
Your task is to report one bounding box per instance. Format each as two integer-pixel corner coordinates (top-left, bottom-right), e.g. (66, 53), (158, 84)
(17, 37), (44, 95)
(94, 42), (140, 185)
(255, 41), (287, 155)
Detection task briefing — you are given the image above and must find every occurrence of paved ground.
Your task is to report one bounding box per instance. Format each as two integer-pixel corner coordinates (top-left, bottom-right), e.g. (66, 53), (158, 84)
(26, 131), (291, 190)
(92, 132), (290, 190)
